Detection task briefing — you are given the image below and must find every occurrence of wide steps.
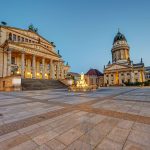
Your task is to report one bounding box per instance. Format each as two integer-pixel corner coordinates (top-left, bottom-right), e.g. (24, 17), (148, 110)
(21, 79), (68, 90)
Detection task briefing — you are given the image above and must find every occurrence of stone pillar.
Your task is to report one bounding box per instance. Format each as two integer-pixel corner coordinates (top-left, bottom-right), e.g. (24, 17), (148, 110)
(113, 74), (115, 85)
(108, 74), (111, 85)
(61, 64), (64, 79)
(42, 58), (45, 79)
(7, 49), (12, 76)
(131, 71), (135, 83)
(138, 72), (141, 82)
(50, 59), (54, 79)
(56, 62), (60, 79)
(32, 55), (36, 79)
(21, 52), (25, 78)
(142, 71), (145, 82)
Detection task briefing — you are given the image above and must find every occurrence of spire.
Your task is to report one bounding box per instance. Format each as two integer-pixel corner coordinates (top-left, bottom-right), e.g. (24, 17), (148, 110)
(141, 58), (143, 63)
(108, 61), (111, 65)
(104, 65), (105, 69)
(118, 28), (120, 33)
(66, 62), (69, 66)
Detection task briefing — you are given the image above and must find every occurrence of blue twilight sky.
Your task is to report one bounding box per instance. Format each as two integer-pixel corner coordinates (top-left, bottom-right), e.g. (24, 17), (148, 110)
(0, 0), (150, 73)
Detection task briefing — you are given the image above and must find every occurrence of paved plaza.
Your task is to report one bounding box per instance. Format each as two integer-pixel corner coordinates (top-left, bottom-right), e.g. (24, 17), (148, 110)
(0, 87), (150, 150)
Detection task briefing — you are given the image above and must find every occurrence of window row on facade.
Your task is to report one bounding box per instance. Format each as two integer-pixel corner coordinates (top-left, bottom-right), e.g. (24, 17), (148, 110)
(8, 33), (50, 49)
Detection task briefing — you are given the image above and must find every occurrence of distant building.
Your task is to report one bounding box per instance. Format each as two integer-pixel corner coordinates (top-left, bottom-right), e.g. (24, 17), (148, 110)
(145, 66), (150, 81)
(85, 69), (104, 88)
(104, 31), (145, 86)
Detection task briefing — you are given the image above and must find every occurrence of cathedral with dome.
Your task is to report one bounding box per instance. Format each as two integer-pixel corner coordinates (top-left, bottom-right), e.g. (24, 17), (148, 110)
(104, 30), (145, 86)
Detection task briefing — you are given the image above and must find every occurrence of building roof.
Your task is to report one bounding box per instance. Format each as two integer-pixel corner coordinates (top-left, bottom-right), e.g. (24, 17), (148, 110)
(133, 63), (144, 68)
(67, 72), (80, 77)
(145, 66), (150, 71)
(86, 69), (103, 76)
(113, 31), (127, 44)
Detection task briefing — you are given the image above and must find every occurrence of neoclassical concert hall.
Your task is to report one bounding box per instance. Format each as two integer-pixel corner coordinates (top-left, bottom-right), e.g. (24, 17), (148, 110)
(0, 25), (70, 80)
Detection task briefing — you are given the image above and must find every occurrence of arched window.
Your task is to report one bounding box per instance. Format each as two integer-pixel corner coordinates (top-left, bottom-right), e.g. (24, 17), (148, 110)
(18, 36), (20, 42)
(9, 33), (12, 40)
(21, 37), (24, 42)
(13, 34), (16, 41)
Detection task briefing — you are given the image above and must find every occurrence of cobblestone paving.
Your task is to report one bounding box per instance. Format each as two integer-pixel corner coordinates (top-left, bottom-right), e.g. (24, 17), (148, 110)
(0, 87), (150, 150)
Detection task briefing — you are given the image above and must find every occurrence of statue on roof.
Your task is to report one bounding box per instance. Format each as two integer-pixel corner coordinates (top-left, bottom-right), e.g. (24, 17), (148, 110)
(1, 21), (7, 26)
(28, 24), (38, 33)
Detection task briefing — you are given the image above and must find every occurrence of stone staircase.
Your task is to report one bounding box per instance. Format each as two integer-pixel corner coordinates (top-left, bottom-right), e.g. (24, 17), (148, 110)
(21, 79), (68, 90)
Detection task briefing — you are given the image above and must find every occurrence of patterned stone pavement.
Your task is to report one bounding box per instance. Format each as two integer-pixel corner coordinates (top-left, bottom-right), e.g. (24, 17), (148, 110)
(0, 87), (150, 150)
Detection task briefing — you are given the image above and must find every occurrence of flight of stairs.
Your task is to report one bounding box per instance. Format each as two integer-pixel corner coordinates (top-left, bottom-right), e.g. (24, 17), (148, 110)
(21, 79), (68, 90)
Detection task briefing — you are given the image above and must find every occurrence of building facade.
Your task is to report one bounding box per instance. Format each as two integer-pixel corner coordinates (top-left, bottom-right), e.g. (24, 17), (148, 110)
(85, 69), (104, 88)
(145, 66), (150, 81)
(0, 25), (70, 80)
(104, 31), (145, 86)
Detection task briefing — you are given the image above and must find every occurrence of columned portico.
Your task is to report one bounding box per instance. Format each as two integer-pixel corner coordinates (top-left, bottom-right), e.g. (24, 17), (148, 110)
(7, 51), (68, 80)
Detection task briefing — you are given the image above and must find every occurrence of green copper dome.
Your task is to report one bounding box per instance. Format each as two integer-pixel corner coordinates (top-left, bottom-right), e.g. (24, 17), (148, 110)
(113, 31), (127, 44)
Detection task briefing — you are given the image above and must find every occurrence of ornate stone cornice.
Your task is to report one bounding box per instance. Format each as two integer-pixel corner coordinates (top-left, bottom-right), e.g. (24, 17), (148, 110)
(0, 25), (53, 46)
(4, 42), (60, 60)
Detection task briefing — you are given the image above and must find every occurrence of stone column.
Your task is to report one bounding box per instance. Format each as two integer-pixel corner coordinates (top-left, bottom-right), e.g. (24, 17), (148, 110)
(142, 71), (145, 82)
(138, 72), (141, 82)
(56, 61), (60, 79)
(32, 55), (36, 79)
(42, 58), (45, 79)
(108, 74), (111, 85)
(131, 71), (135, 83)
(61, 64), (64, 79)
(124, 72), (127, 83)
(50, 59), (54, 79)
(7, 49), (12, 76)
(21, 52), (25, 78)
(113, 74), (115, 85)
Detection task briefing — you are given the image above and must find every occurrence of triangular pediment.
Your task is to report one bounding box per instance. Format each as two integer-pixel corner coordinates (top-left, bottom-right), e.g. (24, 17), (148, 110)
(106, 64), (129, 71)
(3, 26), (50, 45)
